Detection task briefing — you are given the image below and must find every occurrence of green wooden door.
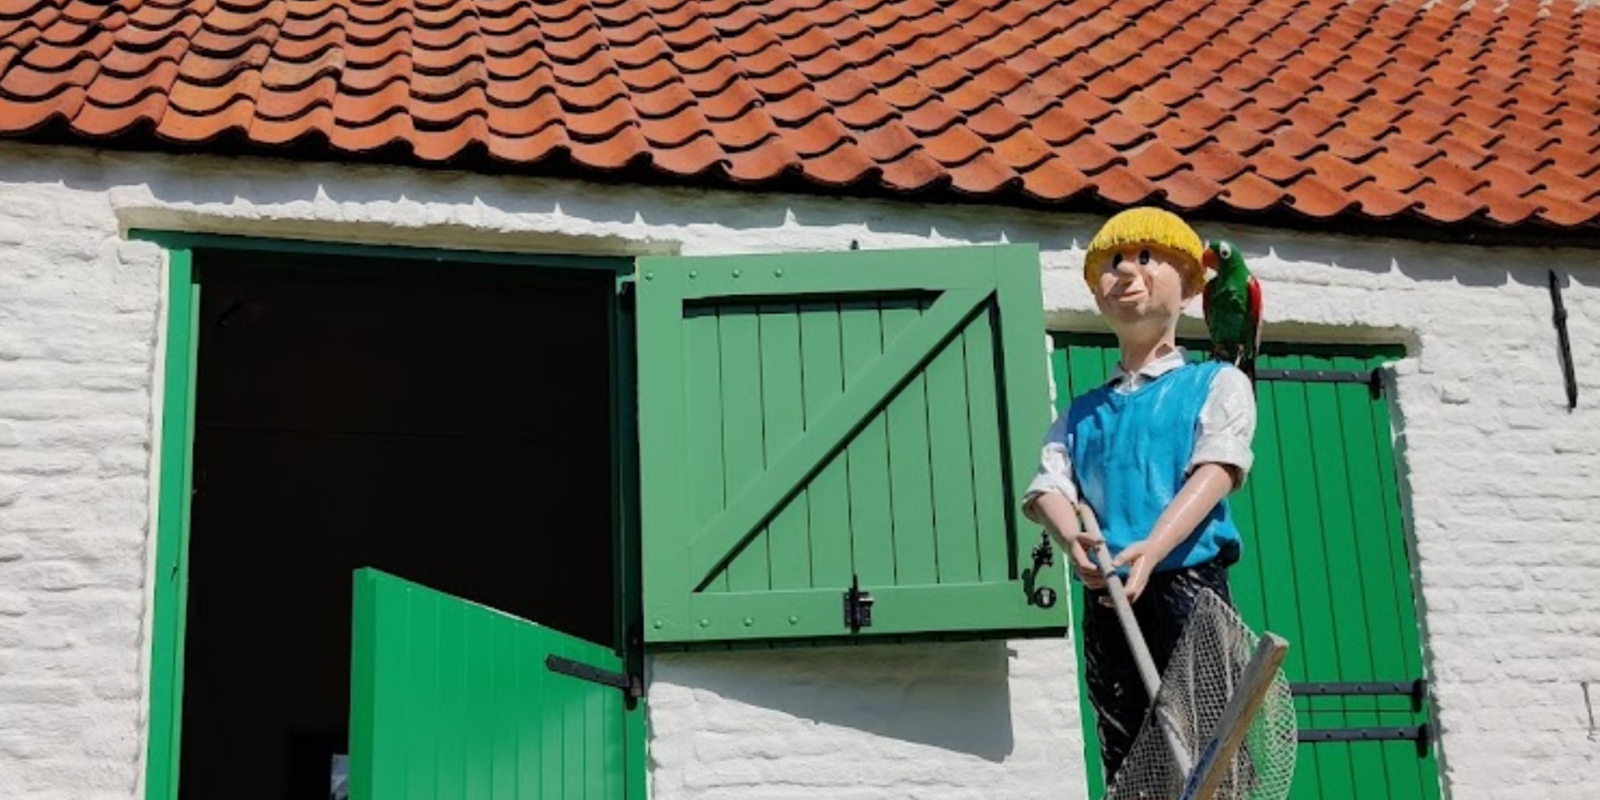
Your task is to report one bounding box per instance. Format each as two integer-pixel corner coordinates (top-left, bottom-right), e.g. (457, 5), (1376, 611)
(1051, 335), (1441, 800)
(635, 245), (1067, 644)
(349, 569), (633, 800)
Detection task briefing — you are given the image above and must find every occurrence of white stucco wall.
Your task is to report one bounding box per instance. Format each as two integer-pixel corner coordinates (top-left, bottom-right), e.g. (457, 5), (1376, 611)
(0, 140), (1597, 799)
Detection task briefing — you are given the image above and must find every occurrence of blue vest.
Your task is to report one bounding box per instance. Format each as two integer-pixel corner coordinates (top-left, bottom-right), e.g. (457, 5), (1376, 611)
(1066, 359), (1242, 573)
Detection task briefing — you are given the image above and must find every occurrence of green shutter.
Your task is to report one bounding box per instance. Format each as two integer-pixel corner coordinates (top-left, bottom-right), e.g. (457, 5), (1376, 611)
(1052, 336), (1440, 800)
(636, 245), (1065, 644)
(349, 569), (629, 800)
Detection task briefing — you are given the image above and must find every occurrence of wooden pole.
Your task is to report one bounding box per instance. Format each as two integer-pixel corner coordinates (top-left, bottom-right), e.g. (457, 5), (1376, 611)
(1092, 545), (1195, 781)
(1179, 632), (1291, 800)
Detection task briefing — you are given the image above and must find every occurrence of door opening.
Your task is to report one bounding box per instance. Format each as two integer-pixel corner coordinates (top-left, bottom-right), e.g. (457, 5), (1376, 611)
(175, 250), (617, 798)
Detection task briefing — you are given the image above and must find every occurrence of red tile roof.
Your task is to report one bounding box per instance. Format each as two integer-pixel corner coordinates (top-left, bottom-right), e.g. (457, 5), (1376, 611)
(2, 0), (1599, 236)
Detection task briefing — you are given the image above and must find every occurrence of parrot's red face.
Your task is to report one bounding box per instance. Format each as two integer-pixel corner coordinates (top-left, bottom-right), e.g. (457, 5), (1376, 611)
(1091, 243), (1194, 336)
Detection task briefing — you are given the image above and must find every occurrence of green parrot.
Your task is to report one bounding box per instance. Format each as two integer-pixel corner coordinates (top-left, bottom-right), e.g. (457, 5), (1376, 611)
(1201, 239), (1263, 382)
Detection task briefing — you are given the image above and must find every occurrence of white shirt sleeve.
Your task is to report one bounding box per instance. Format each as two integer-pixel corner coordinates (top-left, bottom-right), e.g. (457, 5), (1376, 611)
(1022, 414), (1078, 520)
(1190, 365), (1257, 486)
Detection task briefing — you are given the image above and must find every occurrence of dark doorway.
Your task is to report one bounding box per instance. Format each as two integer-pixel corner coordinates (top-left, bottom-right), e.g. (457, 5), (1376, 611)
(176, 250), (618, 798)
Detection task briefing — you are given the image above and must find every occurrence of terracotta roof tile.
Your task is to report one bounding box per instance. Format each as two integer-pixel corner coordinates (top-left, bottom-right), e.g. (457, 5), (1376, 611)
(2, 0), (1598, 235)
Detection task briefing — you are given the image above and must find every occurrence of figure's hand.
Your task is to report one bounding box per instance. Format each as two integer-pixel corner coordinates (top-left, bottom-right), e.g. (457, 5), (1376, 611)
(1071, 503), (1107, 589)
(1112, 542), (1156, 603)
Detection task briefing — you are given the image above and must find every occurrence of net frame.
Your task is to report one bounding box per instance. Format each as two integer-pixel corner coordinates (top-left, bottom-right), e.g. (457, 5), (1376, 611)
(1103, 588), (1297, 800)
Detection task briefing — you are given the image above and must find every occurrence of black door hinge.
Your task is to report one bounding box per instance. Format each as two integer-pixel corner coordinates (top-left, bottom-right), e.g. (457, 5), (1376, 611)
(1299, 724), (1431, 757)
(617, 279), (636, 312)
(1254, 367), (1385, 397)
(1291, 678), (1427, 712)
(547, 654), (644, 708)
(843, 574), (874, 633)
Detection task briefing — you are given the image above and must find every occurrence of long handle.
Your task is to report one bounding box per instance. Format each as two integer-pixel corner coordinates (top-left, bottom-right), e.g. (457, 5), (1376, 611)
(1092, 544), (1195, 780)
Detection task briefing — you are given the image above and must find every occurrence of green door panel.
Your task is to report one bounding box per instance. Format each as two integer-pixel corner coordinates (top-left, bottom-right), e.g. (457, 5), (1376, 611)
(636, 245), (1067, 644)
(1051, 335), (1441, 800)
(349, 569), (630, 800)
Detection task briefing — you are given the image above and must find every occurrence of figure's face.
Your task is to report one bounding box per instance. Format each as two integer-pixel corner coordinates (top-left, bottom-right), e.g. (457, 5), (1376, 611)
(1091, 244), (1195, 334)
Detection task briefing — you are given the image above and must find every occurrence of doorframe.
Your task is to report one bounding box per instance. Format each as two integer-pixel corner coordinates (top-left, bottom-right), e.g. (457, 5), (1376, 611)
(133, 230), (644, 800)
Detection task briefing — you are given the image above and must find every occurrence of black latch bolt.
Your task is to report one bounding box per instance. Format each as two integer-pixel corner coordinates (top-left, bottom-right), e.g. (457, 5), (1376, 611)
(1029, 531), (1057, 608)
(843, 574), (874, 633)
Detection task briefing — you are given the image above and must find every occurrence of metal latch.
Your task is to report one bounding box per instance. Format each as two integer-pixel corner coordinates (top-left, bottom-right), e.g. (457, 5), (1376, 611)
(1028, 531), (1058, 608)
(843, 574), (874, 633)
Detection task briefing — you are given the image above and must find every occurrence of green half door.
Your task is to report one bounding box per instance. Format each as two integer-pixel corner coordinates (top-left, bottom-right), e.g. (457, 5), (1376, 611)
(349, 569), (634, 800)
(1050, 335), (1441, 800)
(635, 245), (1067, 644)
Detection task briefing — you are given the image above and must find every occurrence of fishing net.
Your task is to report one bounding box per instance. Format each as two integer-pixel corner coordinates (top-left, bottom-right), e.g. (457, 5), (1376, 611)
(1104, 588), (1297, 800)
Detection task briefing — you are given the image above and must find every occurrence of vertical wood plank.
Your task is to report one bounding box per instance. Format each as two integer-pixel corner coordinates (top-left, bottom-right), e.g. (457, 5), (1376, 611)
(800, 303), (853, 589)
(966, 310), (1009, 584)
(883, 297), (937, 585)
(719, 305), (771, 591)
(927, 313), (980, 584)
(840, 300), (896, 586)
(683, 308), (728, 592)
(760, 305), (813, 590)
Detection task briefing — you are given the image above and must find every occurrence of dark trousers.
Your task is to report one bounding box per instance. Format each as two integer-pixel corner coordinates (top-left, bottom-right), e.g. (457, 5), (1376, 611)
(1083, 560), (1232, 783)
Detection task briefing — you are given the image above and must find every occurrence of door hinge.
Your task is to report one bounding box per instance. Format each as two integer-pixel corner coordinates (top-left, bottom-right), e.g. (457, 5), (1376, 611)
(1298, 724), (1431, 757)
(843, 574), (874, 633)
(546, 654), (644, 707)
(617, 278), (636, 312)
(1254, 367), (1384, 397)
(1291, 678), (1427, 712)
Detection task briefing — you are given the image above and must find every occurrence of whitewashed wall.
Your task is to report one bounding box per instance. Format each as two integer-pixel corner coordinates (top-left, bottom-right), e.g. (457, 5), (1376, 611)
(0, 140), (1597, 799)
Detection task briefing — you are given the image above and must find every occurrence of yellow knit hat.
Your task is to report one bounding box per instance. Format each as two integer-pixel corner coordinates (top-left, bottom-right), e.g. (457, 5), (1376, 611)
(1084, 207), (1206, 296)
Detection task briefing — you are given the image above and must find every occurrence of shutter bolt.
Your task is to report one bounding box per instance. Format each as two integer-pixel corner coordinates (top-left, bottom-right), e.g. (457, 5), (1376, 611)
(789, 616), (799, 625)
(645, 272), (654, 281)
(732, 269), (742, 277)
(688, 270), (698, 279)
(743, 617), (754, 627)
(699, 619), (710, 628)
(652, 620), (663, 629)
(775, 268), (784, 277)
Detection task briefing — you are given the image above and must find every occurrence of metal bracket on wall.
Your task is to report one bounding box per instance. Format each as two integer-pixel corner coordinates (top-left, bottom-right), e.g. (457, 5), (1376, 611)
(1550, 270), (1578, 410)
(1254, 367), (1385, 398)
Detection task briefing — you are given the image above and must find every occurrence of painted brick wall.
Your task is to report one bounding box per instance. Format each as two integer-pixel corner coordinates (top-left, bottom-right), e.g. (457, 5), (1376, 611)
(1, 142), (1597, 798)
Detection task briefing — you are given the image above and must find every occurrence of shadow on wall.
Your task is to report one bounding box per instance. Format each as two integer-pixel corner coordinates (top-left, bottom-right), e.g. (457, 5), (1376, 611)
(651, 640), (1017, 762)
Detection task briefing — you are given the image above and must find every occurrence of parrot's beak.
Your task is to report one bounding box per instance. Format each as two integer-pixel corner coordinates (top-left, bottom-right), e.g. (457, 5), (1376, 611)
(1202, 249), (1218, 272)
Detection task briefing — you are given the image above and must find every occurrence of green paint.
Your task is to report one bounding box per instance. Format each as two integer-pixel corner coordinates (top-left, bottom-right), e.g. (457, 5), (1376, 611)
(144, 249), (197, 800)
(841, 299), (898, 589)
(686, 288), (989, 589)
(760, 305), (813, 591)
(638, 246), (1067, 644)
(883, 298), (938, 585)
(799, 303), (853, 588)
(1051, 335), (1439, 800)
(350, 569), (629, 800)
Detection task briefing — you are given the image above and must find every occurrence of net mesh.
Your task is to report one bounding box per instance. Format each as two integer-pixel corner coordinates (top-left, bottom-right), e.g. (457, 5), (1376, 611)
(1104, 588), (1297, 800)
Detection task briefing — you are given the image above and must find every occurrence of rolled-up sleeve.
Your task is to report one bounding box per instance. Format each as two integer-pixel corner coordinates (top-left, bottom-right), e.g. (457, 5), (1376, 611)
(1190, 365), (1257, 486)
(1022, 415), (1078, 520)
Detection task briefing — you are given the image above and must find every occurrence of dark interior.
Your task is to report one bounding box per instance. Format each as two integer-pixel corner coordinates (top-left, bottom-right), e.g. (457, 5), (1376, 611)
(177, 250), (616, 798)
